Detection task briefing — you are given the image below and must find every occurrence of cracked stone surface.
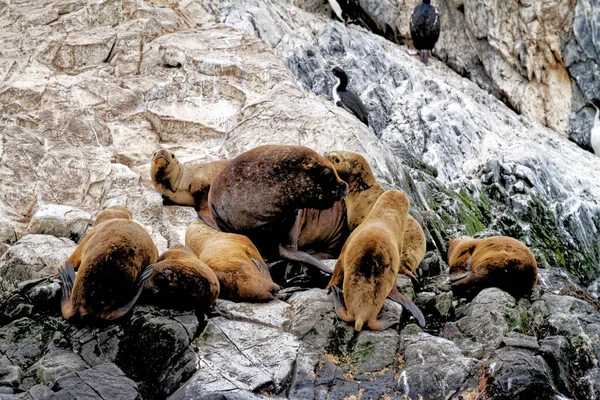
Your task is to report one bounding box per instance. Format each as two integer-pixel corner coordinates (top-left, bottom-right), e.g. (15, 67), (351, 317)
(0, 1), (600, 399)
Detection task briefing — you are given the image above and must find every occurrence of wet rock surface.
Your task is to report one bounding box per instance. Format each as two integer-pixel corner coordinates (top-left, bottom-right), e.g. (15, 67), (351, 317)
(0, 0), (600, 399)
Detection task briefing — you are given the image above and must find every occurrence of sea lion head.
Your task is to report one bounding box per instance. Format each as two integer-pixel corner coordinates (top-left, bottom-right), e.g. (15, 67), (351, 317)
(293, 149), (348, 210)
(151, 149), (182, 192)
(324, 150), (374, 191)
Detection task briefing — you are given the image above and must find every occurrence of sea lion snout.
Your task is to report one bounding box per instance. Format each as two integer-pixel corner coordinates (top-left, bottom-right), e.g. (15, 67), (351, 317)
(152, 149), (172, 168)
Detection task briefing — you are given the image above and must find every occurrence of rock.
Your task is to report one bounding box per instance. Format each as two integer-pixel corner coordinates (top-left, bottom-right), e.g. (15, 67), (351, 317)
(539, 336), (573, 394)
(575, 367), (600, 400)
(397, 327), (479, 399)
(32, 350), (89, 385)
(24, 204), (92, 242)
(48, 363), (142, 400)
(0, 357), (21, 392)
(485, 346), (556, 400)
(0, 235), (76, 292)
(452, 288), (531, 351)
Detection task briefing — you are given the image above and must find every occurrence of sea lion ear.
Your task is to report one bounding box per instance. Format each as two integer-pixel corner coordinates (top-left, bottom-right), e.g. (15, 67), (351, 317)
(301, 161), (315, 170)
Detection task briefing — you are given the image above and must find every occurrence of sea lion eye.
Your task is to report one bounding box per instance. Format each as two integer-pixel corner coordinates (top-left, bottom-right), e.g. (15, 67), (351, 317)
(333, 157), (340, 163)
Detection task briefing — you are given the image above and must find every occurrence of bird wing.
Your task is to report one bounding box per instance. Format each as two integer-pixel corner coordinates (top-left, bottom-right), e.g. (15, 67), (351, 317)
(338, 91), (369, 126)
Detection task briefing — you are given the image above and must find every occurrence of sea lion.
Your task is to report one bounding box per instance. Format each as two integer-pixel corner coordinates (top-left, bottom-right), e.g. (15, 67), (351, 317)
(208, 144), (348, 275)
(92, 206), (132, 226)
(447, 236), (538, 299)
(150, 149), (230, 223)
(57, 210), (158, 321)
(297, 200), (349, 260)
(324, 150), (427, 278)
(327, 190), (426, 331)
(143, 245), (219, 310)
(185, 221), (280, 301)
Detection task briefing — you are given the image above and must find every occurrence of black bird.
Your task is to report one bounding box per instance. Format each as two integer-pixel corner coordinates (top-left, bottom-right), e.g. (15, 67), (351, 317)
(331, 67), (369, 127)
(410, 0), (441, 65)
(327, 0), (359, 26)
(514, 0), (531, 7)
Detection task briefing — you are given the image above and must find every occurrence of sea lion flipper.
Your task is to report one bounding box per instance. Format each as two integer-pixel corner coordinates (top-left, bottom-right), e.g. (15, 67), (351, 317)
(250, 257), (272, 279)
(388, 287), (426, 328)
(58, 262), (76, 320)
(102, 265), (154, 321)
(279, 244), (334, 274)
(369, 311), (398, 331)
(330, 285), (353, 323)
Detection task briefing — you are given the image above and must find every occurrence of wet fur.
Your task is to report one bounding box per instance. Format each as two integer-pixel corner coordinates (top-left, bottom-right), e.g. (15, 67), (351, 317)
(59, 211), (158, 321)
(325, 150), (426, 277)
(327, 190), (424, 331)
(150, 149), (230, 222)
(208, 145), (348, 274)
(447, 236), (538, 299)
(143, 245), (219, 311)
(185, 221), (280, 301)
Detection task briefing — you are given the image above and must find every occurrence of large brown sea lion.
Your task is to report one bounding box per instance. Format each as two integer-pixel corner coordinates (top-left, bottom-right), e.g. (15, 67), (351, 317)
(324, 150), (426, 278)
(143, 245), (219, 310)
(327, 190), (426, 331)
(447, 236), (538, 299)
(297, 200), (349, 260)
(150, 149), (230, 222)
(185, 221), (280, 301)
(57, 207), (158, 321)
(208, 144), (348, 275)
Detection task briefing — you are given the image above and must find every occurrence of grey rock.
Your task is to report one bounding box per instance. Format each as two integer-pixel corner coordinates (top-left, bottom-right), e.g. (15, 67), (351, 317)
(0, 357), (21, 391)
(32, 350), (89, 385)
(486, 346), (557, 400)
(212, 298), (292, 329)
(539, 336), (573, 394)
(454, 288), (529, 351)
(575, 367), (600, 400)
(174, 316), (300, 397)
(0, 235), (76, 292)
(25, 384), (53, 400)
(49, 363), (141, 400)
(24, 204), (92, 243)
(397, 327), (479, 399)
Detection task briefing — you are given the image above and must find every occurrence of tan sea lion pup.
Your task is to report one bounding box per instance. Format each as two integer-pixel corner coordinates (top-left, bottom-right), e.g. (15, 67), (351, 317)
(327, 190), (426, 331)
(208, 144), (348, 275)
(150, 149), (230, 223)
(185, 220), (280, 301)
(143, 245), (219, 311)
(324, 150), (426, 278)
(447, 236), (538, 299)
(57, 207), (158, 321)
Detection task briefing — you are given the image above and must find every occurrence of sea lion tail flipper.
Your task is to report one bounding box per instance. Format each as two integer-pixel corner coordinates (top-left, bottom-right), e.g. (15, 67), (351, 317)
(369, 311), (398, 331)
(330, 285), (353, 323)
(388, 287), (426, 328)
(278, 245), (334, 274)
(103, 265), (154, 321)
(58, 262), (76, 320)
(251, 257), (273, 279)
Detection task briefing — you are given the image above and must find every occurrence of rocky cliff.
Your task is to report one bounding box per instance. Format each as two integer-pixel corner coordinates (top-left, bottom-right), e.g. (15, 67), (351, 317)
(1, 0), (600, 399)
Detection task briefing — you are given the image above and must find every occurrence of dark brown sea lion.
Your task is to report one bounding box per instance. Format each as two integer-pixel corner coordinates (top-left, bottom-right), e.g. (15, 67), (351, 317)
(150, 148), (230, 223)
(297, 200), (349, 260)
(57, 210), (158, 321)
(327, 190), (426, 331)
(208, 144), (348, 274)
(143, 244), (219, 310)
(324, 150), (427, 277)
(185, 221), (280, 301)
(447, 236), (538, 299)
